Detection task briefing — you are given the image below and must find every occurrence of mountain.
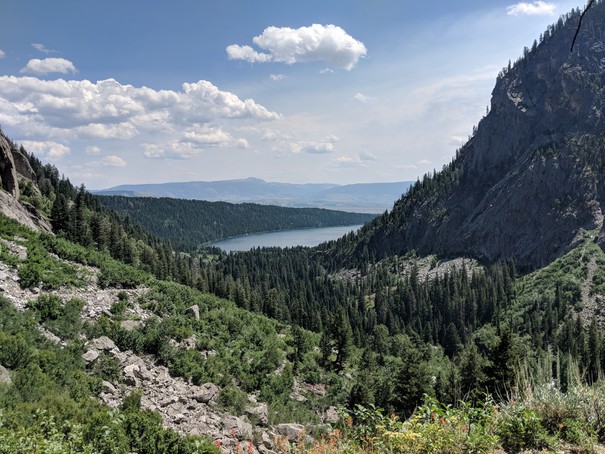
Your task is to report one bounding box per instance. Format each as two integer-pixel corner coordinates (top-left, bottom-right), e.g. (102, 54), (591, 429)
(330, 4), (605, 271)
(95, 178), (413, 213)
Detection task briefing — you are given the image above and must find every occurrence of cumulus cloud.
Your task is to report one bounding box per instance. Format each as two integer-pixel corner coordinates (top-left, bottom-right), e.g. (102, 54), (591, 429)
(20, 58), (77, 75)
(293, 135), (339, 154)
(99, 155), (127, 167)
(319, 68), (334, 74)
(182, 124), (249, 148)
(0, 50), (5, 58)
(353, 92), (377, 104)
(0, 75), (279, 149)
(32, 43), (58, 54)
(228, 24), (367, 70)
(20, 140), (70, 159)
(506, 1), (556, 16)
(335, 156), (361, 167)
(85, 146), (101, 154)
(142, 142), (201, 160)
(270, 74), (286, 81)
(226, 44), (272, 63)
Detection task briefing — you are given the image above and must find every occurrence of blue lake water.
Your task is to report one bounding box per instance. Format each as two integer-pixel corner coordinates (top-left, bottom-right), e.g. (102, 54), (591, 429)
(208, 224), (363, 252)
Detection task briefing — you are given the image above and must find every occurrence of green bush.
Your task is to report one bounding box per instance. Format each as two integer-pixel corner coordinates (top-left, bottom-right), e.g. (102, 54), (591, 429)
(496, 403), (552, 453)
(0, 332), (33, 369)
(219, 386), (248, 415)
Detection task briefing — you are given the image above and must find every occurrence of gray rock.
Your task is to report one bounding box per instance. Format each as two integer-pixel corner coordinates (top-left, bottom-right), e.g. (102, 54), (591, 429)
(0, 365), (11, 385)
(191, 382), (219, 404)
(82, 349), (99, 363)
(120, 320), (142, 331)
(123, 363), (140, 386)
(102, 380), (117, 394)
(89, 336), (118, 352)
(222, 415), (252, 439)
(0, 133), (19, 199)
(245, 403), (268, 425)
(275, 423), (305, 442)
(186, 304), (200, 319)
(324, 406), (339, 424)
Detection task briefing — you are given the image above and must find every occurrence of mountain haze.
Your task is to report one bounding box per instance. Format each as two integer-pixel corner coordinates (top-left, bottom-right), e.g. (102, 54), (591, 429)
(96, 178), (413, 213)
(330, 3), (605, 271)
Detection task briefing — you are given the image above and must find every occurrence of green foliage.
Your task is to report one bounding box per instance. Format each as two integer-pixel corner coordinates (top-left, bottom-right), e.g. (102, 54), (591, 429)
(219, 386), (248, 415)
(28, 295), (85, 340)
(18, 240), (82, 290)
(496, 402), (551, 453)
(0, 332), (33, 369)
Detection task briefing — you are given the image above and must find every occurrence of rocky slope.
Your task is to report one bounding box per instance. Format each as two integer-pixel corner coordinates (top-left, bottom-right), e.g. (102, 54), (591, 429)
(0, 233), (336, 453)
(337, 3), (605, 271)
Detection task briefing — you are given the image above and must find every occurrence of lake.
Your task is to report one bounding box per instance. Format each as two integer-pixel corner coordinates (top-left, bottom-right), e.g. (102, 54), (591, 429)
(208, 224), (363, 252)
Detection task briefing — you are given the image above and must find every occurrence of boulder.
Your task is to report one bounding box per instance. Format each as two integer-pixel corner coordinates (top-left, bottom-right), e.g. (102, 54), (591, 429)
(191, 382), (219, 404)
(186, 304), (200, 319)
(89, 336), (118, 351)
(0, 365), (11, 385)
(245, 403), (269, 425)
(222, 415), (252, 439)
(324, 406), (339, 424)
(82, 349), (99, 363)
(275, 423), (305, 442)
(120, 320), (142, 331)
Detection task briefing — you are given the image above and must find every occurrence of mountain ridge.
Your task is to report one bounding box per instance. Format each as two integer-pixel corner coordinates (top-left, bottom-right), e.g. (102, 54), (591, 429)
(328, 3), (605, 271)
(95, 178), (413, 214)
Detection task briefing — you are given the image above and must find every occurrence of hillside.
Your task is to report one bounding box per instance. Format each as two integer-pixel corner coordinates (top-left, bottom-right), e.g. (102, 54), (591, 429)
(95, 195), (375, 250)
(95, 178), (413, 214)
(328, 3), (605, 271)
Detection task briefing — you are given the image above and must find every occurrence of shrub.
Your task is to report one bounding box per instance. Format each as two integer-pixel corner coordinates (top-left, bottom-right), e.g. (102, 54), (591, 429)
(219, 386), (248, 415)
(496, 402), (552, 453)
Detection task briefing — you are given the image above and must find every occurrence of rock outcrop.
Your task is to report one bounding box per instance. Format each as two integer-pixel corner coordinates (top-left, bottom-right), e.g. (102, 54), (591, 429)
(0, 132), (52, 233)
(343, 4), (605, 271)
(0, 133), (19, 199)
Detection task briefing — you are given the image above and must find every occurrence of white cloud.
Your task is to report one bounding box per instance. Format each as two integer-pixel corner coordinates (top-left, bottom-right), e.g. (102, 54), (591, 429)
(20, 140), (70, 159)
(270, 74), (286, 81)
(142, 142), (200, 160)
(32, 43), (58, 54)
(226, 44), (272, 63)
(182, 124), (250, 148)
(293, 135), (339, 154)
(418, 159), (431, 165)
(319, 68), (334, 74)
(85, 146), (101, 154)
(353, 92), (377, 104)
(228, 24), (367, 70)
(506, 1), (556, 16)
(100, 155), (126, 167)
(20, 58), (77, 75)
(0, 50), (5, 58)
(359, 151), (377, 161)
(0, 75), (279, 153)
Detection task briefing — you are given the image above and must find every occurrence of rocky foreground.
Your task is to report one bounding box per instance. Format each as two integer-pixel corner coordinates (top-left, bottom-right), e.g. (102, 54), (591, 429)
(0, 236), (337, 453)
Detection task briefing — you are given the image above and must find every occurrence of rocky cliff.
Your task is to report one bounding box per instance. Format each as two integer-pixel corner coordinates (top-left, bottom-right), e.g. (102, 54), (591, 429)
(340, 3), (605, 271)
(0, 131), (52, 232)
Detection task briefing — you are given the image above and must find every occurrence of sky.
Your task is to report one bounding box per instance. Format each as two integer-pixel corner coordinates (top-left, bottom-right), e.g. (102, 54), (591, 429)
(0, 0), (585, 189)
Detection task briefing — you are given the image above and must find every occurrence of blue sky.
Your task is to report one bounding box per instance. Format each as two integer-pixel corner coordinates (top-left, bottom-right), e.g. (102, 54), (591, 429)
(0, 0), (584, 189)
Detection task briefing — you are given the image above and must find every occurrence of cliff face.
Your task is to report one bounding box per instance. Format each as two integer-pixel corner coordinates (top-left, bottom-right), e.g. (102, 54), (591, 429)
(345, 3), (605, 270)
(0, 131), (52, 232)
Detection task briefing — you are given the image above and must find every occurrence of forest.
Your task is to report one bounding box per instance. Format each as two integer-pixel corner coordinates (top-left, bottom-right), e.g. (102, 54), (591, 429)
(96, 195), (374, 251)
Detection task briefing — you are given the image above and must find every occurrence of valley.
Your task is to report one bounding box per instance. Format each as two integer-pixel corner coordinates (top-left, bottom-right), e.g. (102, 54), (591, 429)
(1, 2), (605, 453)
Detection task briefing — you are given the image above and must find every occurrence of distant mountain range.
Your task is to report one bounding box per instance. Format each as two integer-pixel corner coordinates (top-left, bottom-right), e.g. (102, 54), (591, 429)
(94, 178), (414, 213)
